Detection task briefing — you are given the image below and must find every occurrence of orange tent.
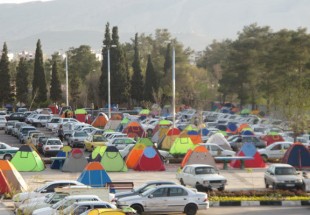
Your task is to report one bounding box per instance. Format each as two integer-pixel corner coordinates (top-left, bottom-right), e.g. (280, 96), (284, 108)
(92, 113), (109, 128)
(181, 145), (216, 168)
(125, 143), (146, 168)
(237, 123), (250, 133)
(123, 121), (147, 138)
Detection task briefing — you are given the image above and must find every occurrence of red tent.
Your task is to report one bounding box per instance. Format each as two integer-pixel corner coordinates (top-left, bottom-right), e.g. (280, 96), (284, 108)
(262, 135), (284, 146)
(0, 170), (11, 194)
(133, 146), (165, 171)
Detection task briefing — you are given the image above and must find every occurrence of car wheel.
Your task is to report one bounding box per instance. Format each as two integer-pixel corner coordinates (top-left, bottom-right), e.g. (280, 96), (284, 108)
(131, 204), (143, 215)
(184, 203), (198, 215)
(218, 186), (225, 191)
(3, 154), (12, 161)
(180, 178), (185, 186)
(265, 179), (269, 188)
(261, 155), (268, 162)
(272, 183), (277, 190)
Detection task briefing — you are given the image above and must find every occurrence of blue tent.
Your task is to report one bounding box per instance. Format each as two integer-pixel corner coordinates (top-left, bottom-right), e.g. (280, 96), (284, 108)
(50, 151), (66, 169)
(227, 123), (237, 133)
(241, 130), (254, 135)
(199, 128), (209, 136)
(282, 143), (310, 169)
(77, 162), (111, 187)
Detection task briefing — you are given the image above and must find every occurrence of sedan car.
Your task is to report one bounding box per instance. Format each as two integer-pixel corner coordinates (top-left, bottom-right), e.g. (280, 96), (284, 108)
(264, 163), (304, 190)
(200, 143), (236, 157)
(84, 135), (107, 152)
(116, 184), (209, 215)
(107, 137), (136, 150)
(0, 142), (19, 160)
(68, 131), (89, 148)
(114, 181), (176, 200)
(228, 135), (267, 151)
(176, 164), (227, 191)
(42, 138), (63, 156)
(258, 141), (293, 162)
(62, 201), (116, 215)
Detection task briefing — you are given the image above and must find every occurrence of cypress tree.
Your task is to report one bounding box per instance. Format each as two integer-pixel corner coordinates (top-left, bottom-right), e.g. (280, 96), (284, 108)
(164, 43), (172, 75)
(99, 22), (111, 105)
(69, 70), (80, 109)
(144, 54), (157, 102)
(32, 39), (47, 103)
(50, 60), (62, 102)
(16, 57), (29, 105)
(130, 33), (144, 103)
(0, 42), (12, 105)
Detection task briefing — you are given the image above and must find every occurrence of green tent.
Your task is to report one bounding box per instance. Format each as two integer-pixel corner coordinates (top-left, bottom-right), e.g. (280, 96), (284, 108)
(121, 117), (130, 125)
(158, 120), (172, 126)
(184, 124), (198, 131)
(90, 146), (107, 161)
(136, 138), (153, 147)
(169, 137), (196, 155)
(11, 145), (45, 172)
(139, 109), (150, 115)
(240, 108), (251, 115)
(267, 131), (279, 136)
(217, 130), (227, 136)
(100, 146), (127, 172)
(75, 108), (87, 114)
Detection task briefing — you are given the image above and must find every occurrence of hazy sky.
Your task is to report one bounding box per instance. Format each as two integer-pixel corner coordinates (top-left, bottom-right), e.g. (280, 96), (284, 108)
(0, 0), (51, 3)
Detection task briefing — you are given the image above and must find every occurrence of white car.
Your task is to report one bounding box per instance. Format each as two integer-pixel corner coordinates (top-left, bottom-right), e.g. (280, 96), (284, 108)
(264, 163), (304, 190)
(42, 138), (64, 156)
(61, 201), (116, 215)
(13, 180), (85, 207)
(0, 142), (19, 160)
(31, 114), (51, 127)
(46, 117), (62, 131)
(258, 141), (293, 161)
(200, 143), (236, 157)
(116, 184), (209, 215)
(0, 117), (7, 129)
(32, 195), (102, 215)
(176, 164), (227, 191)
(107, 137), (136, 150)
(16, 192), (69, 215)
(4, 120), (18, 134)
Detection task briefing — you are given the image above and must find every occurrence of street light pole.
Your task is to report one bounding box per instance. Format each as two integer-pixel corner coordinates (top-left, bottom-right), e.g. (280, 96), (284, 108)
(107, 47), (111, 119)
(65, 54), (69, 106)
(172, 45), (176, 128)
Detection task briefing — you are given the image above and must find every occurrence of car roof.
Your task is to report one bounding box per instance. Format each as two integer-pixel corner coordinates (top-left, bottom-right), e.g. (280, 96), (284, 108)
(72, 201), (109, 205)
(183, 164), (214, 168)
(270, 163), (294, 168)
(144, 181), (176, 185)
(64, 195), (99, 199)
(45, 180), (83, 185)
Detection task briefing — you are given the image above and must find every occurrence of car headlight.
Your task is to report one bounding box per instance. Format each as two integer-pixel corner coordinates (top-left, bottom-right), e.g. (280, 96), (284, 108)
(296, 179), (303, 183)
(203, 180), (209, 184)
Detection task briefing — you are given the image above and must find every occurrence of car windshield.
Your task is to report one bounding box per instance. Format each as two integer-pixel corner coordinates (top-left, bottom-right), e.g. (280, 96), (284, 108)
(275, 167), (296, 175)
(195, 167), (216, 175)
(75, 132), (87, 137)
(47, 140), (62, 145)
(140, 187), (157, 197)
(93, 136), (106, 142)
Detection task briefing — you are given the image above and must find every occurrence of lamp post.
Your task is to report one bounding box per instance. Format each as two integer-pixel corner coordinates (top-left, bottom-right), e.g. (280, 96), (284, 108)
(104, 45), (116, 119)
(172, 45), (176, 128)
(65, 54), (69, 106)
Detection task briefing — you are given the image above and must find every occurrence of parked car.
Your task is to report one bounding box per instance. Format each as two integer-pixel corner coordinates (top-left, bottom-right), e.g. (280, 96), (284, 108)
(31, 114), (52, 127)
(46, 117), (62, 131)
(18, 126), (37, 144)
(176, 164), (227, 191)
(200, 143), (236, 157)
(4, 120), (18, 134)
(258, 141), (293, 162)
(116, 184), (209, 215)
(6, 112), (26, 122)
(42, 138), (64, 156)
(12, 180), (85, 207)
(264, 163), (304, 190)
(0, 117), (7, 129)
(62, 200), (116, 215)
(114, 181), (176, 200)
(228, 135), (267, 151)
(37, 136), (49, 153)
(32, 195), (102, 215)
(16, 192), (69, 215)
(107, 137), (136, 150)
(68, 131), (89, 148)
(84, 135), (107, 152)
(12, 122), (26, 137)
(0, 142), (19, 160)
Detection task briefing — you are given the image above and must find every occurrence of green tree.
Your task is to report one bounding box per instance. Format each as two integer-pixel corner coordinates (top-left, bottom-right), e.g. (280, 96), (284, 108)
(16, 58), (29, 105)
(163, 43), (172, 75)
(0, 42), (12, 105)
(130, 33), (144, 104)
(69, 70), (80, 109)
(144, 54), (157, 102)
(32, 39), (47, 103)
(50, 60), (62, 103)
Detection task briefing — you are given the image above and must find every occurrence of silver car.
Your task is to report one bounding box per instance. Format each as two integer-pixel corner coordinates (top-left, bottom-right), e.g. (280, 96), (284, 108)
(68, 131), (89, 148)
(264, 163), (304, 190)
(117, 184), (209, 215)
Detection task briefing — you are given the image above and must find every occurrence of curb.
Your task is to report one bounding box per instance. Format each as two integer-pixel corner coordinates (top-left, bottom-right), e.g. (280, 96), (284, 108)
(210, 200), (310, 207)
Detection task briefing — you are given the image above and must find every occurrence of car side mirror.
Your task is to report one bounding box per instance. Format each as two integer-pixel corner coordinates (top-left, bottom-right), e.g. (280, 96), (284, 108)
(270, 172), (274, 175)
(41, 189), (47, 193)
(148, 194), (153, 199)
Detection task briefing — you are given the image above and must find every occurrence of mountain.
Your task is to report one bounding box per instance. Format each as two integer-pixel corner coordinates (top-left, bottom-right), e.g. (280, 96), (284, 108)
(0, 0), (309, 54)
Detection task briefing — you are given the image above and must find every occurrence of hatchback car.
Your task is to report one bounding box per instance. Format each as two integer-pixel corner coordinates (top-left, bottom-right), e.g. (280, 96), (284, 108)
(116, 184), (209, 215)
(264, 163), (304, 190)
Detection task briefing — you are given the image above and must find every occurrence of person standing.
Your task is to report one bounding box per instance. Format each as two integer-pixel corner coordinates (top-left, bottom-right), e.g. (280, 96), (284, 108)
(58, 125), (64, 142)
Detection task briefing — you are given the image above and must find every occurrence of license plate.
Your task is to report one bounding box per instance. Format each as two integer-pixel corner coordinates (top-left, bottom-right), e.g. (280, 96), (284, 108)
(51, 147), (59, 149)
(286, 184), (295, 187)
